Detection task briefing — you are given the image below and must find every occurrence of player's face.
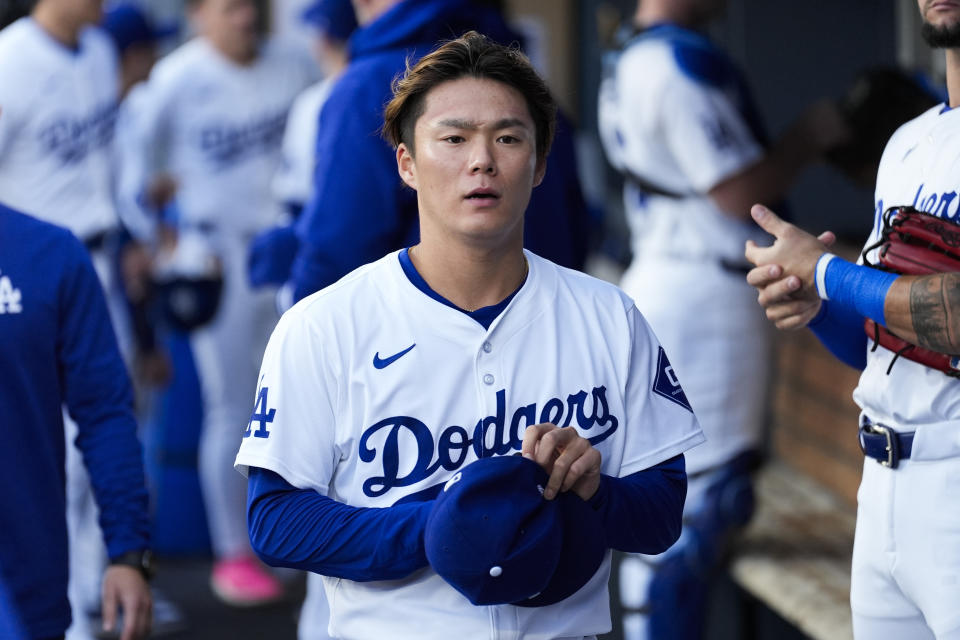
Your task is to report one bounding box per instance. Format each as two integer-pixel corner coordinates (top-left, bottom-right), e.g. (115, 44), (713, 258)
(396, 77), (546, 251)
(919, 0), (960, 46)
(49, 0), (103, 26)
(193, 0), (259, 62)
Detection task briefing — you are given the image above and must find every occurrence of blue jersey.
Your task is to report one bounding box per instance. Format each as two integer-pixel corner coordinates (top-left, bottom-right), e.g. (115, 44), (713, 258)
(0, 203), (149, 638)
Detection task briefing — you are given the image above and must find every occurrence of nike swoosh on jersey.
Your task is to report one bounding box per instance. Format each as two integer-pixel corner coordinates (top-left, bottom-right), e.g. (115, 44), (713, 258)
(373, 343), (416, 369)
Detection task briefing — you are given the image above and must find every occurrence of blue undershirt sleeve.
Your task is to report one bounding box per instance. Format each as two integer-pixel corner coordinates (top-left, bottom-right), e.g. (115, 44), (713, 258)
(247, 467), (432, 582)
(587, 454), (687, 554)
(248, 455), (686, 579)
(60, 236), (150, 559)
(807, 300), (868, 370)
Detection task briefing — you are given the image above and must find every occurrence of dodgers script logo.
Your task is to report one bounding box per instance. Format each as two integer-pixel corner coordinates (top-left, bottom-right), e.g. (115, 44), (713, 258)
(38, 103), (117, 166)
(358, 386), (619, 498)
(200, 110), (287, 169)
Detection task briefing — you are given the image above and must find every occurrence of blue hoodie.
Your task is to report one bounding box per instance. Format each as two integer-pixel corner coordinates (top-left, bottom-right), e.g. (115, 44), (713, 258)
(290, 0), (590, 302)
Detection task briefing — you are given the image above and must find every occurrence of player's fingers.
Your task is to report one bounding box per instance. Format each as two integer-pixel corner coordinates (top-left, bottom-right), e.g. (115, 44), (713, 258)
(817, 230), (837, 247)
(765, 299), (815, 322)
(542, 428), (583, 500)
(744, 239), (767, 266)
(559, 443), (599, 494)
(521, 423), (557, 460)
(134, 595), (152, 640)
(101, 582), (118, 634)
(746, 264), (783, 288)
(750, 204), (791, 238)
(775, 313), (814, 330)
(756, 276), (802, 306)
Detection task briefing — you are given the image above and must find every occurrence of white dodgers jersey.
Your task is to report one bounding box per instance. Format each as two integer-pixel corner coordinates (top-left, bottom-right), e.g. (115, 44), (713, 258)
(125, 37), (317, 235)
(235, 251), (704, 640)
(0, 18), (119, 239)
(597, 25), (767, 263)
(856, 104), (960, 459)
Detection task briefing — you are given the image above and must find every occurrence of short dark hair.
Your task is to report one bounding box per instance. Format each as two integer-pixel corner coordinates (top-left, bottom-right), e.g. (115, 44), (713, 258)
(382, 30), (556, 164)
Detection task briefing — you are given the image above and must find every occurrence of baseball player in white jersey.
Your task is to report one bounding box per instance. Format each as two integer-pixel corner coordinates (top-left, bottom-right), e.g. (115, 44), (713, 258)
(120, 0), (316, 606)
(596, 1), (848, 637)
(0, 3), (134, 636)
(746, 3), (960, 637)
(235, 31), (704, 640)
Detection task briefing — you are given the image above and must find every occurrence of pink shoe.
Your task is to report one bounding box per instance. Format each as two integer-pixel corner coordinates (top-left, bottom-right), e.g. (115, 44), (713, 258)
(210, 556), (284, 607)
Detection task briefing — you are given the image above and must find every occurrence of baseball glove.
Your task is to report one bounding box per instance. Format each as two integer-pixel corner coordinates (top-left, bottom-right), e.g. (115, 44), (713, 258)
(861, 206), (960, 376)
(827, 68), (939, 188)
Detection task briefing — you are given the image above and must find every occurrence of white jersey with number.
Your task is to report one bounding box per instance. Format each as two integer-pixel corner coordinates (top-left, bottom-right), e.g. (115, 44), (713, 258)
(597, 24), (771, 474)
(235, 250), (704, 640)
(121, 37), (317, 236)
(0, 18), (119, 240)
(856, 104), (960, 458)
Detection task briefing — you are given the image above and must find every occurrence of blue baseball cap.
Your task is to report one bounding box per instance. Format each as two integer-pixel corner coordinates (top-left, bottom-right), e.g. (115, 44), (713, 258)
(425, 455), (606, 607)
(300, 0), (357, 42)
(100, 4), (177, 53)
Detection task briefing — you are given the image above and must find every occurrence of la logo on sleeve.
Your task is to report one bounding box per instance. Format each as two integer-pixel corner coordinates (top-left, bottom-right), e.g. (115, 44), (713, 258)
(652, 347), (692, 412)
(0, 270), (22, 314)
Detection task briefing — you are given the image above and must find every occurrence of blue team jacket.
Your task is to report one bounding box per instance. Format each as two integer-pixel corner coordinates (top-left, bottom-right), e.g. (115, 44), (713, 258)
(0, 203), (149, 638)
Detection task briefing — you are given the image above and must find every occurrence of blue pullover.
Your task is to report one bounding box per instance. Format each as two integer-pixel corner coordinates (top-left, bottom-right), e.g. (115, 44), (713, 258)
(0, 204), (150, 638)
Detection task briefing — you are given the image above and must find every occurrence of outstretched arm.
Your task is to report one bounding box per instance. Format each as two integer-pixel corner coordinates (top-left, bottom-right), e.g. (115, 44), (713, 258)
(744, 204), (960, 354)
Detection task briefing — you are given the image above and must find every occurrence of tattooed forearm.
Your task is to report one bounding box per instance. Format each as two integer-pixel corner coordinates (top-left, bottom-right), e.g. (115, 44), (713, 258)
(909, 274), (960, 353)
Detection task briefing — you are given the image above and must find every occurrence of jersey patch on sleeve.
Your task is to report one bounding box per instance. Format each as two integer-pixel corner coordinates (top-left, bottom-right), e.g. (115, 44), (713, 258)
(652, 347), (693, 413)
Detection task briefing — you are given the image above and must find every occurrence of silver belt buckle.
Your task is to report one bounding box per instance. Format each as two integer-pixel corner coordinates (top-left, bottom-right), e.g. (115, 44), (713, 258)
(866, 423), (899, 468)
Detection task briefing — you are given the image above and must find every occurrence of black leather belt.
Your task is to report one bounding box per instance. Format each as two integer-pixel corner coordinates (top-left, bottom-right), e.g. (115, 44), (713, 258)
(859, 423), (915, 469)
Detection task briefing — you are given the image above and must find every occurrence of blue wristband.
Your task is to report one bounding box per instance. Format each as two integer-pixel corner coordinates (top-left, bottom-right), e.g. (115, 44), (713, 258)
(814, 253), (898, 325)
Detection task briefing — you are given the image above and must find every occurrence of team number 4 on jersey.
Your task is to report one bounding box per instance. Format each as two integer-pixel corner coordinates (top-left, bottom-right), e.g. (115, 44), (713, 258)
(245, 386), (276, 439)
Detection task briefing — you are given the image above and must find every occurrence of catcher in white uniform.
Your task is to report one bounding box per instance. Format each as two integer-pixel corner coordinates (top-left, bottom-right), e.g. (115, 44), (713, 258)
(596, 1), (848, 637)
(747, 2), (960, 638)
(120, 0), (316, 606)
(235, 31), (705, 640)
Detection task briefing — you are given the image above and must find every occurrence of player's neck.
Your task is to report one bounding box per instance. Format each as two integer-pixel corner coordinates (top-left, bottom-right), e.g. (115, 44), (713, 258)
(408, 241), (527, 312)
(31, 6), (82, 48)
(207, 38), (258, 67)
(634, 3), (699, 29)
(946, 49), (960, 109)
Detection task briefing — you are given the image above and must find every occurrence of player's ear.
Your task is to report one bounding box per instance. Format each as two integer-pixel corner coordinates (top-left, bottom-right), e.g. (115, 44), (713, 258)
(397, 143), (418, 191)
(532, 156), (546, 188)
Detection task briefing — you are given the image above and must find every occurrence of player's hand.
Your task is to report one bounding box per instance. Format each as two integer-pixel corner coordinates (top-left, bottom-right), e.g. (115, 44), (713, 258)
(147, 174), (177, 210)
(745, 211), (837, 329)
(101, 565), (152, 640)
(521, 423), (601, 502)
(136, 347), (172, 387)
(745, 205), (836, 291)
(120, 241), (154, 302)
(746, 262), (824, 329)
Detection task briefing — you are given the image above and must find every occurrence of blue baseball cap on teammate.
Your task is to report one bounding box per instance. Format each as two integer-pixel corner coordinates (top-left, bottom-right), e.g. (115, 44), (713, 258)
(301, 0), (357, 42)
(425, 455), (606, 607)
(100, 3), (177, 53)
